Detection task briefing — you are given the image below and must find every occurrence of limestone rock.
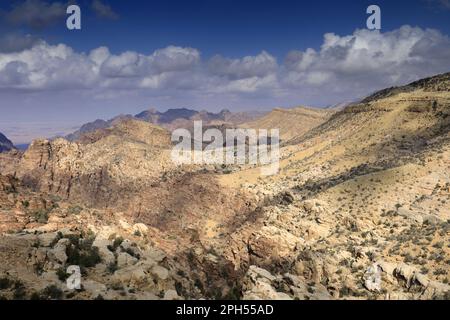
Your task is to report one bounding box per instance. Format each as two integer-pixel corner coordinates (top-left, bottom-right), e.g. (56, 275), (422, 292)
(51, 238), (69, 264)
(151, 265), (169, 280)
(117, 252), (138, 268)
(92, 238), (115, 265)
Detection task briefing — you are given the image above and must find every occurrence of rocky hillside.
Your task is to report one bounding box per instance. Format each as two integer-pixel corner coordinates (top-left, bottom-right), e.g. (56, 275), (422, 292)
(0, 73), (448, 300)
(220, 74), (450, 299)
(0, 132), (14, 153)
(6, 119), (176, 209)
(361, 72), (450, 104)
(241, 106), (335, 141)
(0, 119), (257, 300)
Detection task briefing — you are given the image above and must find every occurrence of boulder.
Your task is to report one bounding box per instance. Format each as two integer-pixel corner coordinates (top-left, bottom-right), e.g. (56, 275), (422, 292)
(92, 238), (115, 265)
(37, 232), (59, 247)
(243, 266), (292, 300)
(142, 247), (166, 263)
(112, 263), (149, 288)
(163, 289), (182, 300)
(51, 238), (69, 264)
(248, 226), (302, 262)
(394, 263), (417, 288)
(151, 265), (169, 280)
(243, 280), (292, 300)
(117, 252), (138, 268)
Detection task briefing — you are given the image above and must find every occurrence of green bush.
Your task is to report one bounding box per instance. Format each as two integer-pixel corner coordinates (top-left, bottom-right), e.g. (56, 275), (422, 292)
(65, 234), (102, 269)
(56, 267), (69, 282)
(107, 262), (118, 274)
(107, 237), (124, 252)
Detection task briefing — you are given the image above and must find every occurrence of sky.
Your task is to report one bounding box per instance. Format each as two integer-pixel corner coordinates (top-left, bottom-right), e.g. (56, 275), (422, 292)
(0, 0), (449, 144)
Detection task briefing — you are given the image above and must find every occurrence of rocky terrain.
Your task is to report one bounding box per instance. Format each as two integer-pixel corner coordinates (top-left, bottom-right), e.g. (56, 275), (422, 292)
(0, 73), (448, 300)
(241, 106), (335, 141)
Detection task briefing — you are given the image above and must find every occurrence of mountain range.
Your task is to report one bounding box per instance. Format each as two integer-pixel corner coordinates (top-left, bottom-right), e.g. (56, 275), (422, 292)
(66, 108), (267, 142)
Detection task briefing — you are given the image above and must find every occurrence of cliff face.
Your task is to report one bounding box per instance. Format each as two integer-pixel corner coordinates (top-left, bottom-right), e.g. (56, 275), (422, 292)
(16, 119), (175, 207)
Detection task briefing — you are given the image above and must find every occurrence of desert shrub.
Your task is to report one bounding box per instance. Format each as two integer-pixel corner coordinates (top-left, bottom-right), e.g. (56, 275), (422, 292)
(33, 209), (50, 223)
(56, 267), (69, 282)
(4, 185), (16, 194)
(67, 205), (83, 215)
(107, 237), (124, 252)
(221, 284), (242, 300)
(107, 262), (118, 274)
(66, 234), (102, 269)
(125, 247), (140, 259)
(30, 292), (41, 300)
(0, 277), (13, 290)
(433, 268), (447, 276)
(13, 281), (26, 300)
(41, 285), (63, 300)
(34, 262), (45, 275)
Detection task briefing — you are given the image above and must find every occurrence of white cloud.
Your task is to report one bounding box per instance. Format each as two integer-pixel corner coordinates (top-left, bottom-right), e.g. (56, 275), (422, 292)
(283, 26), (450, 100)
(0, 25), (449, 107)
(208, 51), (277, 80)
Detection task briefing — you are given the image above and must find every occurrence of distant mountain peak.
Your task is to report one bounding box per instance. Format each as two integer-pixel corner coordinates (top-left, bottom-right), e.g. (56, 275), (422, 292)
(65, 107), (267, 143)
(0, 132), (15, 153)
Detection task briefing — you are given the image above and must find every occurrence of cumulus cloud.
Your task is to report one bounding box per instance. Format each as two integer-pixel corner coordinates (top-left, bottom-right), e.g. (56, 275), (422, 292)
(283, 26), (450, 100)
(208, 51), (277, 80)
(93, 46), (199, 79)
(91, 0), (119, 20)
(0, 25), (449, 106)
(0, 42), (98, 89)
(4, 0), (66, 29)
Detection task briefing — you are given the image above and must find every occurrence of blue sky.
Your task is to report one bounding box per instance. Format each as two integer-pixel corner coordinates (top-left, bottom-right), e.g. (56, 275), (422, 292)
(4, 0), (450, 58)
(0, 0), (449, 143)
